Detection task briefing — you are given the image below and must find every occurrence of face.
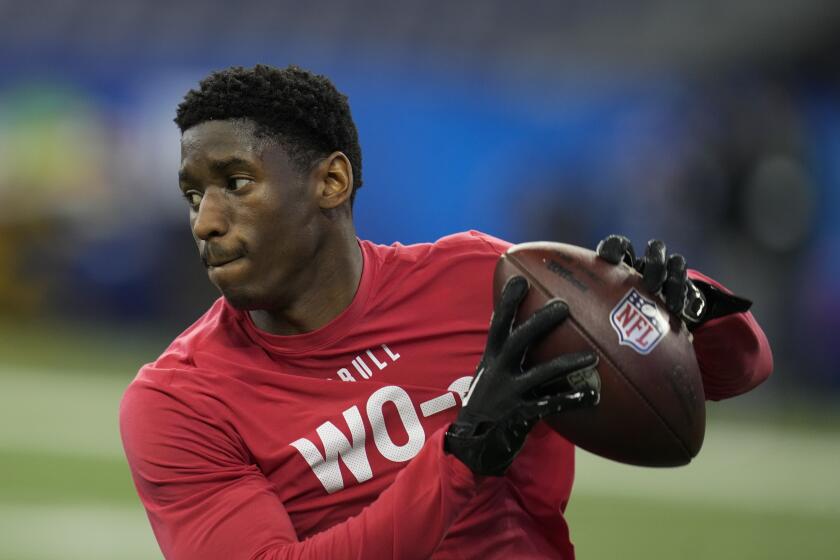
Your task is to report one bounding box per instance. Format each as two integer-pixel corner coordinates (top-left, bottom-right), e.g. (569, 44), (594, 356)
(178, 119), (324, 310)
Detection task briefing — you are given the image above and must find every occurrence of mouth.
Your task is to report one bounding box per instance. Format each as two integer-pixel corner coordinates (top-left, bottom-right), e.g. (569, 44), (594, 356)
(205, 255), (246, 285)
(201, 245), (244, 269)
(205, 255), (242, 269)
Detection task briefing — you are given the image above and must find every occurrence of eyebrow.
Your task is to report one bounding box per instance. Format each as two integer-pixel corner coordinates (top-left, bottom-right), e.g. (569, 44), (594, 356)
(179, 156), (255, 181)
(209, 156), (254, 173)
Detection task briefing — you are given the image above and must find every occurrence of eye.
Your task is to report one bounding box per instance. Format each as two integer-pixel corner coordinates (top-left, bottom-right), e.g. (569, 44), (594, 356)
(183, 190), (202, 209)
(227, 177), (253, 191)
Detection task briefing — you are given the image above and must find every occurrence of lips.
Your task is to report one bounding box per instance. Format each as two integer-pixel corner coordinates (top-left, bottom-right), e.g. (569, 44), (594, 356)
(201, 246), (243, 268)
(205, 255), (241, 267)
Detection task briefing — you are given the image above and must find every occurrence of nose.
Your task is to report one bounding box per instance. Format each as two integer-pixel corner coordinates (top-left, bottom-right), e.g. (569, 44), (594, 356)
(191, 188), (229, 241)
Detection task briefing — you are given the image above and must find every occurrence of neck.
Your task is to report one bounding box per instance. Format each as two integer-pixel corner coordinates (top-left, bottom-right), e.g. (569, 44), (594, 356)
(248, 224), (363, 335)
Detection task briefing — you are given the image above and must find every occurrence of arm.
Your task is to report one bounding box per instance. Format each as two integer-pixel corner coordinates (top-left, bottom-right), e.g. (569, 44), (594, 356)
(596, 235), (773, 401)
(687, 270), (773, 401)
(120, 381), (477, 560)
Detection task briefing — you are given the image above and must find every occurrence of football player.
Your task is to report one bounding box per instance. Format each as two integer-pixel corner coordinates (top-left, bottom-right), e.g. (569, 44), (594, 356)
(120, 65), (772, 559)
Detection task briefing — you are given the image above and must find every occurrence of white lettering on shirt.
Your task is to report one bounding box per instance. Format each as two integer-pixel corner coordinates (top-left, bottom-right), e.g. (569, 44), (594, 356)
(336, 344), (401, 382)
(336, 368), (355, 382)
(289, 377), (473, 494)
(367, 386), (425, 462)
(366, 349), (387, 370)
(382, 344), (400, 361)
(289, 406), (373, 494)
(418, 376), (472, 417)
(352, 357), (373, 379)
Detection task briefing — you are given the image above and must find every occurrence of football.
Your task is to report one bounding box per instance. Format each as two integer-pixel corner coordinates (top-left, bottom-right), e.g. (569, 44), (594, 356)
(494, 242), (706, 467)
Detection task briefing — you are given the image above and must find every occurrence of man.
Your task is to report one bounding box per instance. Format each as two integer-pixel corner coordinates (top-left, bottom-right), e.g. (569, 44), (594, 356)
(120, 65), (772, 559)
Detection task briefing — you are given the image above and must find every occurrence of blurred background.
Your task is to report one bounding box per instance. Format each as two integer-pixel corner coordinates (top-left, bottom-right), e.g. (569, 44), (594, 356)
(1, 0), (839, 558)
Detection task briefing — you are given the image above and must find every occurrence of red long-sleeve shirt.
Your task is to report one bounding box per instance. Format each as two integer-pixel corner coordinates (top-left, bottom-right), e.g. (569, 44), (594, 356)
(120, 231), (772, 559)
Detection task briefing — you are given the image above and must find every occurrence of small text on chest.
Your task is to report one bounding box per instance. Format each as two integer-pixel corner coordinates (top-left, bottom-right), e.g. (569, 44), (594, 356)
(336, 344), (401, 382)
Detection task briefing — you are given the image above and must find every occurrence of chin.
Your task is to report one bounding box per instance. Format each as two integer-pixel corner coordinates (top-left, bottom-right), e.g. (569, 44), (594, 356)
(216, 283), (266, 311)
(222, 292), (264, 311)
(222, 294), (251, 310)
(213, 269), (289, 312)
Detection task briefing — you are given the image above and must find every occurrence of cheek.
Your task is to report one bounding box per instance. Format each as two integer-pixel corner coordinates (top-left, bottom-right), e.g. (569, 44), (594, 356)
(270, 213), (322, 271)
(243, 184), (322, 257)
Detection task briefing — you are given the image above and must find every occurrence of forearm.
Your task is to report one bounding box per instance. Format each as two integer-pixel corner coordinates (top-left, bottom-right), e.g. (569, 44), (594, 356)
(124, 379), (481, 560)
(255, 429), (477, 560)
(688, 270), (774, 401)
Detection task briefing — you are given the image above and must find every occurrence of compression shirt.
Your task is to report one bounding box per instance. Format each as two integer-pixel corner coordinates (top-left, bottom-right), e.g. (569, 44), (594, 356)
(120, 230), (772, 559)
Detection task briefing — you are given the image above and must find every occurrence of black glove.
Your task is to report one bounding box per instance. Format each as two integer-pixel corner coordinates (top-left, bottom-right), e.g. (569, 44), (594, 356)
(444, 276), (600, 476)
(596, 235), (752, 329)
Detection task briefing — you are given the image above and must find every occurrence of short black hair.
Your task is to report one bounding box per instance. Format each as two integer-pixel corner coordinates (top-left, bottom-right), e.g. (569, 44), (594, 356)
(175, 64), (363, 205)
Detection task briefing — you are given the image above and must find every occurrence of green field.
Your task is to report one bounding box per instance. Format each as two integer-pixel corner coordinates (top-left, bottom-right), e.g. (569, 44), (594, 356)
(1, 322), (838, 559)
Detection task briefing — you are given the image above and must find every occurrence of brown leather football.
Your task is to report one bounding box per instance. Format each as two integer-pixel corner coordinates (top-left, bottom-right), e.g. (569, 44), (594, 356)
(494, 242), (706, 467)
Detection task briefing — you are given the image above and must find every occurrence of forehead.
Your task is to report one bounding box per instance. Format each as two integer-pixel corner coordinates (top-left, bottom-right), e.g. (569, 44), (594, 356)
(180, 119), (266, 164)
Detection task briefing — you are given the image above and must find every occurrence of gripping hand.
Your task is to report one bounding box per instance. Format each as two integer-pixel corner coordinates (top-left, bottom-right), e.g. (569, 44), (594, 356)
(444, 276), (600, 476)
(596, 235), (752, 329)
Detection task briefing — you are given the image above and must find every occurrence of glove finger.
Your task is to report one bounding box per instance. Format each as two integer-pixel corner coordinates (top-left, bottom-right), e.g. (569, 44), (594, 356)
(487, 276), (529, 352)
(663, 254), (688, 315)
(503, 299), (569, 365)
(517, 351), (598, 393)
(520, 385), (600, 421)
(596, 234), (635, 266)
(642, 239), (667, 294)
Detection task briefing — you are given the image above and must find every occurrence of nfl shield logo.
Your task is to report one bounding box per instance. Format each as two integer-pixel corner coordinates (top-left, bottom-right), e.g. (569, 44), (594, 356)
(609, 288), (670, 355)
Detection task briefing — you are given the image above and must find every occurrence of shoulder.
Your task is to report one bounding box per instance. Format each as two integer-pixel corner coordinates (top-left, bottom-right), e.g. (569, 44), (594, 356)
(361, 231), (512, 312)
(120, 365), (249, 469)
(362, 230), (511, 289)
(363, 230), (511, 268)
(149, 297), (251, 371)
(428, 230), (511, 255)
(122, 296), (248, 426)
(120, 366), (205, 437)
(120, 299), (253, 444)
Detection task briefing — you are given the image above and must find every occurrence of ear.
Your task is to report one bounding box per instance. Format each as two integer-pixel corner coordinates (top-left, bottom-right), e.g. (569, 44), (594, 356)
(315, 151), (354, 209)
